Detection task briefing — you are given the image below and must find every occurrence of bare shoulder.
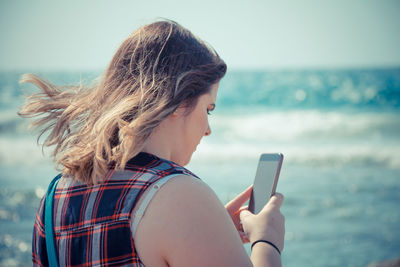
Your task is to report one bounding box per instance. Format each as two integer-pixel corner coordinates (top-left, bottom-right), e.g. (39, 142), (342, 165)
(134, 175), (251, 267)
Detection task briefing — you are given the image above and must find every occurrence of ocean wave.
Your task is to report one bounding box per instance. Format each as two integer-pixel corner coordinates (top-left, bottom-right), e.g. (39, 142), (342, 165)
(3, 109), (399, 144)
(2, 135), (398, 170)
(0, 137), (52, 166)
(1, 110), (399, 169)
(219, 68), (400, 109)
(0, 186), (42, 266)
(2, 68), (400, 114)
(0, 110), (28, 135)
(191, 140), (400, 170)
(209, 110), (400, 142)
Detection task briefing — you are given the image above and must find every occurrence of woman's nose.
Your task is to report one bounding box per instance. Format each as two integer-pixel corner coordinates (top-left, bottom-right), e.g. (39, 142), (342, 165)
(205, 124), (211, 136)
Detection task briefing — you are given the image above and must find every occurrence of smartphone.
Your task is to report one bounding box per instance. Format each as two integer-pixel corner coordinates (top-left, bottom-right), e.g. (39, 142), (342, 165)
(248, 153), (284, 214)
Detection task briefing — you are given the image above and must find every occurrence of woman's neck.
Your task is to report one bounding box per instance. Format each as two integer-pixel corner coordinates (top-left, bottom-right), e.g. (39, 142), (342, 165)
(141, 118), (175, 162)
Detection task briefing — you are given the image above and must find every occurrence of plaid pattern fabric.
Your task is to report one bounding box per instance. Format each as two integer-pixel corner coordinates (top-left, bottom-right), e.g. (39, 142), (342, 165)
(32, 152), (197, 267)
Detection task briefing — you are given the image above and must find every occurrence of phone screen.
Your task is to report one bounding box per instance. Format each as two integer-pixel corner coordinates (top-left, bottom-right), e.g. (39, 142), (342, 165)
(248, 153), (283, 214)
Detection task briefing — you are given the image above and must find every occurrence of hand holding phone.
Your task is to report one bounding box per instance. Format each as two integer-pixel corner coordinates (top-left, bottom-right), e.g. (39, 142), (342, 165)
(248, 153), (283, 214)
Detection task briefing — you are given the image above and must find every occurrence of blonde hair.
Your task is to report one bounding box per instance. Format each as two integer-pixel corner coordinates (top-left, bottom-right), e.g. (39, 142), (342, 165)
(18, 20), (226, 184)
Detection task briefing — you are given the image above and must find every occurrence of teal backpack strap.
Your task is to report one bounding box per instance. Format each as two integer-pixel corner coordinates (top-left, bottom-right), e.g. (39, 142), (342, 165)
(45, 174), (62, 267)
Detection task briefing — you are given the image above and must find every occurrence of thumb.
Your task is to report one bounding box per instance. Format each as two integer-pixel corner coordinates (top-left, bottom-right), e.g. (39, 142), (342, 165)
(225, 185), (253, 213)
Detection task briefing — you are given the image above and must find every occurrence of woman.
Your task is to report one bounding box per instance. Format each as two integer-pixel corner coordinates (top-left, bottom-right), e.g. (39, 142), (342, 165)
(20, 20), (285, 266)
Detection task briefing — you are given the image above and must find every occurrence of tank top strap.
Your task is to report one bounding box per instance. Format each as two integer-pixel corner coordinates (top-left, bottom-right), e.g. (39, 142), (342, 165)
(130, 173), (184, 236)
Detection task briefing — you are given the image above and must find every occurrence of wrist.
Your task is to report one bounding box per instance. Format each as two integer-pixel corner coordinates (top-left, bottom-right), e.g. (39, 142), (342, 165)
(251, 239), (281, 255)
(250, 243), (282, 267)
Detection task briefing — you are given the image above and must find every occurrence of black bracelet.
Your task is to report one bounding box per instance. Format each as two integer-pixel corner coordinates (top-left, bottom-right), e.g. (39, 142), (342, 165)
(251, 240), (281, 255)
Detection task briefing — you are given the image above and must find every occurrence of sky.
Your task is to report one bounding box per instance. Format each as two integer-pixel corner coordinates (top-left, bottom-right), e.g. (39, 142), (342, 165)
(0, 0), (399, 71)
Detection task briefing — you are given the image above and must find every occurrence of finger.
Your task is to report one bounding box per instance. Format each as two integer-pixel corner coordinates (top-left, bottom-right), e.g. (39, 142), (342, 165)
(225, 185), (253, 213)
(239, 205), (248, 212)
(273, 192), (284, 205)
(267, 192), (284, 209)
(233, 205), (249, 216)
(259, 193), (284, 214)
(239, 209), (253, 221)
(240, 231), (250, 243)
(226, 185), (253, 210)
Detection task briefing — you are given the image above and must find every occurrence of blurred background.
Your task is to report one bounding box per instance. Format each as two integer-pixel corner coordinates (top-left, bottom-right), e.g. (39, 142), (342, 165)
(1, 0), (399, 266)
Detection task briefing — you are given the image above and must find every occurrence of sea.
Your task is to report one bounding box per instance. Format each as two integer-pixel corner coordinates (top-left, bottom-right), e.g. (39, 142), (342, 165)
(0, 68), (399, 266)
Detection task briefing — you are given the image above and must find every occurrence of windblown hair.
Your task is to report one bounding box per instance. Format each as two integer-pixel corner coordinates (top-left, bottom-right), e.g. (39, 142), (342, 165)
(18, 20), (227, 184)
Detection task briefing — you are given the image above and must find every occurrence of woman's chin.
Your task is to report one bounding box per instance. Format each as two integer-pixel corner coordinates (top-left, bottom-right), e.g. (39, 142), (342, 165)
(181, 153), (195, 166)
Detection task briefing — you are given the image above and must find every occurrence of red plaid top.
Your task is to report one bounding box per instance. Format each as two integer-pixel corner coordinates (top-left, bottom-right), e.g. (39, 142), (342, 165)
(32, 152), (197, 267)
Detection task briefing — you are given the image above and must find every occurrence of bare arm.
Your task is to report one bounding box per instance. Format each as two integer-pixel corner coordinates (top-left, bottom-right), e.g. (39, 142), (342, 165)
(134, 175), (284, 267)
(241, 193), (285, 267)
(226, 186), (285, 266)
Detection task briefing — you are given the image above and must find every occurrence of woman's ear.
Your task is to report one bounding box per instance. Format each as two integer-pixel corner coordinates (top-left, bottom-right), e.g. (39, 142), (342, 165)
(170, 106), (186, 118)
(170, 111), (179, 118)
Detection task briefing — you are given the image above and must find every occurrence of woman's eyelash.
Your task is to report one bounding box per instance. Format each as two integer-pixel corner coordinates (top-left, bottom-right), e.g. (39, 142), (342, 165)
(207, 104), (215, 115)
